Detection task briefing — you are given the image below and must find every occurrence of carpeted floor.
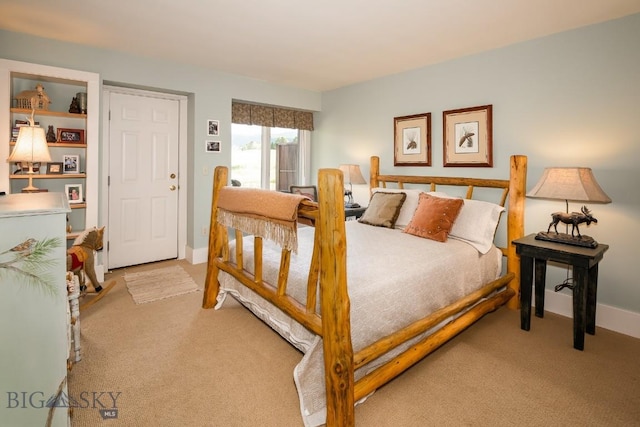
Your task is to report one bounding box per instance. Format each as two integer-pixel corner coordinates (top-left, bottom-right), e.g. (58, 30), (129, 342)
(68, 259), (640, 426)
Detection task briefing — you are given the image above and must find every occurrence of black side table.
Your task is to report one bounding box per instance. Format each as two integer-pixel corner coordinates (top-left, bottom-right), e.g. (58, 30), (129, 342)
(345, 206), (367, 220)
(512, 234), (609, 350)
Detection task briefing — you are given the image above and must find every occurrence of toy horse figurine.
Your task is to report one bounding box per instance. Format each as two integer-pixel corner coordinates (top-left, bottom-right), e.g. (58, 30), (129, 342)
(67, 226), (105, 293)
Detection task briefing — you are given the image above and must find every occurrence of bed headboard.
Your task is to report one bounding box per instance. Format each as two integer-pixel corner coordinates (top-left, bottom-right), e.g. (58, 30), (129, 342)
(369, 155), (527, 309)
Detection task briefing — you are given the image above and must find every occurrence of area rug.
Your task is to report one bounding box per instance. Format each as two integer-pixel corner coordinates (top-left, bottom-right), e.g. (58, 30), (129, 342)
(124, 265), (199, 304)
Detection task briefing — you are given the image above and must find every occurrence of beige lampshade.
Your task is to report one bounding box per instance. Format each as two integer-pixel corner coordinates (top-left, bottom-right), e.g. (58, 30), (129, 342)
(8, 126), (51, 163)
(527, 167), (611, 203)
(8, 125), (51, 192)
(338, 164), (366, 186)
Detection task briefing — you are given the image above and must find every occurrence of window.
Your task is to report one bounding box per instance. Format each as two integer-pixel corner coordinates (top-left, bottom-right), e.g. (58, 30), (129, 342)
(231, 124), (310, 190)
(230, 101), (314, 190)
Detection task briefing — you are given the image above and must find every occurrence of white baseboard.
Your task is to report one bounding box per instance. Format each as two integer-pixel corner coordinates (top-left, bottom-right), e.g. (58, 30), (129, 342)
(186, 245), (208, 265)
(541, 290), (640, 339)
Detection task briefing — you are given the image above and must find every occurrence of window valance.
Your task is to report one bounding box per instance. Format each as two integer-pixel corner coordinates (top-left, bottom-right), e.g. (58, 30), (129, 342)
(232, 101), (314, 131)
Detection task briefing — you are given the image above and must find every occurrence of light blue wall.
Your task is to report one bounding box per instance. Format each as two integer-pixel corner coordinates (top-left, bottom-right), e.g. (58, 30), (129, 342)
(314, 14), (640, 314)
(2, 13), (639, 315)
(0, 30), (322, 251)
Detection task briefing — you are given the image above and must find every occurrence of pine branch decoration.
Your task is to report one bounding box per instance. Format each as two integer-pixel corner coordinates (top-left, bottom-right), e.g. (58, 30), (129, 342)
(0, 237), (63, 295)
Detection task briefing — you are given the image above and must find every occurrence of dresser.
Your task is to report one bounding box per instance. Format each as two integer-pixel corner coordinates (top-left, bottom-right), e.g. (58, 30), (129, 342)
(0, 192), (71, 426)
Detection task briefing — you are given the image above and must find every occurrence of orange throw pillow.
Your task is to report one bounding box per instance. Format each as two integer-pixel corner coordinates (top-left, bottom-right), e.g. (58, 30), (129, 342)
(403, 193), (464, 242)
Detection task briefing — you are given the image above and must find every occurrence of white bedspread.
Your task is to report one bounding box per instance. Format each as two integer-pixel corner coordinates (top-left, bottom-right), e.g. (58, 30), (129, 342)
(216, 221), (502, 426)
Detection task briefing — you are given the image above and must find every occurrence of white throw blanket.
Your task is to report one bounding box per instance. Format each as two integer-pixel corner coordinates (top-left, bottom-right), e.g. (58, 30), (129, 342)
(216, 221), (502, 426)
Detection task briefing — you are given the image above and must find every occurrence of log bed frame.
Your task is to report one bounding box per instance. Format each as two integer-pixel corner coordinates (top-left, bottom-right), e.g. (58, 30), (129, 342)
(203, 154), (527, 426)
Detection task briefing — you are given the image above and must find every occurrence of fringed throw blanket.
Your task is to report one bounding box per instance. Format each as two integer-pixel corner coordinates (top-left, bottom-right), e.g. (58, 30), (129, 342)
(217, 187), (306, 251)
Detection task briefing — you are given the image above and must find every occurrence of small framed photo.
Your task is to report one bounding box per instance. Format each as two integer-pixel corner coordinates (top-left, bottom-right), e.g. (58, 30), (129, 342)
(63, 155), (80, 174)
(47, 162), (63, 174)
(205, 140), (221, 153)
(443, 104), (493, 167)
(207, 119), (219, 136)
(65, 184), (83, 204)
(394, 113), (432, 166)
(57, 128), (85, 144)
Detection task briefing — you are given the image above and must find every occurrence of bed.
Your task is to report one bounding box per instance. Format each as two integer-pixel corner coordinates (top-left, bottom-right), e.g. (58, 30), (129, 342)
(203, 155), (527, 426)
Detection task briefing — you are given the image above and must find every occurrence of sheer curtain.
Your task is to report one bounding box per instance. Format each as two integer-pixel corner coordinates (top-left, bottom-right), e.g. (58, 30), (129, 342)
(298, 130), (311, 185)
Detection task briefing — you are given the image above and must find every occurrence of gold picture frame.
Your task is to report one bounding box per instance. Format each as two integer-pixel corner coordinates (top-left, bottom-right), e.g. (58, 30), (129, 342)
(443, 104), (493, 167)
(393, 113), (431, 166)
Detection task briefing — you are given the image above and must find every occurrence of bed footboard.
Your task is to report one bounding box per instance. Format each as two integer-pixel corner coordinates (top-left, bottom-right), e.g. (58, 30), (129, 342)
(202, 166), (356, 424)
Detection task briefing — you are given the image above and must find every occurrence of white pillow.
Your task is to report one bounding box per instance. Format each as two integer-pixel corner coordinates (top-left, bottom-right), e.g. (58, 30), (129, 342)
(449, 198), (505, 254)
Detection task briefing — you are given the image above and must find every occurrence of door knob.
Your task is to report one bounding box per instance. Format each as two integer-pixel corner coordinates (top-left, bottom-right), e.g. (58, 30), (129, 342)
(169, 185), (176, 191)
(170, 173), (176, 179)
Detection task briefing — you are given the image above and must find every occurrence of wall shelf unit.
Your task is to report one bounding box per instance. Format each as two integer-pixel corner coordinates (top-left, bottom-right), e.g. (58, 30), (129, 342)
(1, 59), (99, 249)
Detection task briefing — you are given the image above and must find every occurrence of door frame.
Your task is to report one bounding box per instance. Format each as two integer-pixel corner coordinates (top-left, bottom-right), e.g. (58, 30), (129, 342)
(101, 85), (188, 271)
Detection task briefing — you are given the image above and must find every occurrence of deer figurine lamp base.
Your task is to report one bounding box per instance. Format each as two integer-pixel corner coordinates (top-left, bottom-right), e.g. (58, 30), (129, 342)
(535, 200), (599, 248)
(527, 167), (612, 249)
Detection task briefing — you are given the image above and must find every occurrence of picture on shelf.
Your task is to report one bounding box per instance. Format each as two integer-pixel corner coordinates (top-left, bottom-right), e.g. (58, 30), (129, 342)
(63, 155), (80, 174)
(65, 184), (83, 204)
(47, 162), (63, 174)
(56, 128), (85, 144)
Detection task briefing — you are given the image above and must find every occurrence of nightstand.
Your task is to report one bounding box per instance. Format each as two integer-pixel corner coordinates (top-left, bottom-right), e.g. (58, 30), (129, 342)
(513, 233), (609, 350)
(345, 206), (367, 220)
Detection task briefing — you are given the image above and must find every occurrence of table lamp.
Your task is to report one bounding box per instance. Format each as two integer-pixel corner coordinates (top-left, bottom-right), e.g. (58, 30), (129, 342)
(338, 164), (366, 208)
(7, 98), (51, 192)
(527, 167), (611, 248)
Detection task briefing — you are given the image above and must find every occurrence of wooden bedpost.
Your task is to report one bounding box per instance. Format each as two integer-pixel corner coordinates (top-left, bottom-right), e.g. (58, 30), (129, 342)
(506, 155), (527, 309)
(318, 168), (355, 427)
(370, 156), (380, 190)
(203, 166), (228, 309)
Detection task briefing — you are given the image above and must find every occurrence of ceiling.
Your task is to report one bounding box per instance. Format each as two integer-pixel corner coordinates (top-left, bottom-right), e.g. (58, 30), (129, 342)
(1, 0), (639, 92)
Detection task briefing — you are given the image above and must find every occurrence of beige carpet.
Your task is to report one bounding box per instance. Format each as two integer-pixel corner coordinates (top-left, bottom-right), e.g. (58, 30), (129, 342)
(68, 259), (640, 426)
(124, 265), (198, 304)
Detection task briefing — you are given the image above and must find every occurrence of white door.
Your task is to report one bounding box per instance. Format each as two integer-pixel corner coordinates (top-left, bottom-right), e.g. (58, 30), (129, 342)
(108, 92), (179, 268)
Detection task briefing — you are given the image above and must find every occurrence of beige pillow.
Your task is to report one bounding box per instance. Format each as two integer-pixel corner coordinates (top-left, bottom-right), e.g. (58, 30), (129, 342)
(358, 192), (407, 228)
(403, 193), (464, 242)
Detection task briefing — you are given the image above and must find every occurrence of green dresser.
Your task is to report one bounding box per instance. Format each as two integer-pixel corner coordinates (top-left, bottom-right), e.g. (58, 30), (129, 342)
(0, 192), (71, 426)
